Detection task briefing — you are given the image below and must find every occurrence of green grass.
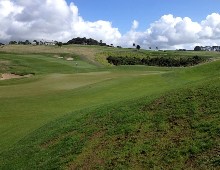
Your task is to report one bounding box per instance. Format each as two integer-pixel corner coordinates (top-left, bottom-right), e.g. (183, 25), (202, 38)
(0, 70), (175, 150)
(0, 53), (97, 75)
(0, 45), (219, 169)
(0, 74), (219, 170)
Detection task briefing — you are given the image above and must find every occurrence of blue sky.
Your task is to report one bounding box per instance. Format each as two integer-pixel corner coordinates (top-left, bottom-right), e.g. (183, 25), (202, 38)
(67, 0), (220, 33)
(1, 0), (220, 49)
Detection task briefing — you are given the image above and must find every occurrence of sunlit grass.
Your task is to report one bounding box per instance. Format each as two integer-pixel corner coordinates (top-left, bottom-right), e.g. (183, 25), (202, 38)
(0, 45), (219, 169)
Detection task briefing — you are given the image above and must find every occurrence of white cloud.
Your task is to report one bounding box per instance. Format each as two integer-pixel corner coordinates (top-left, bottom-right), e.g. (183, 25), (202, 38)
(0, 1), (220, 49)
(121, 13), (220, 50)
(118, 20), (144, 47)
(142, 14), (202, 49)
(131, 20), (139, 30)
(200, 13), (220, 39)
(0, 0), (121, 44)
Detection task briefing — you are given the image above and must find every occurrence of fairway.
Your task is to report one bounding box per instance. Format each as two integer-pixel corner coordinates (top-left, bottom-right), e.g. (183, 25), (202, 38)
(0, 69), (169, 150)
(0, 45), (219, 169)
(0, 47), (172, 150)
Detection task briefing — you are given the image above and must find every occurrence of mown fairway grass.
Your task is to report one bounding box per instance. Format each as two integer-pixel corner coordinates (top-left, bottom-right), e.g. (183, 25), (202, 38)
(0, 45), (219, 169)
(0, 48), (175, 150)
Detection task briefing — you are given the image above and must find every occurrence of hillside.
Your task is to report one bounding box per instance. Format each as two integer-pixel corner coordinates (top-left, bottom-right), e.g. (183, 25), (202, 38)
(0, 45), (219, 169)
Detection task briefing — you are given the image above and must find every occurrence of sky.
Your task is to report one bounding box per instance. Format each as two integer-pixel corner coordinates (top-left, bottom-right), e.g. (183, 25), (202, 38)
(0, 0), (220, 49)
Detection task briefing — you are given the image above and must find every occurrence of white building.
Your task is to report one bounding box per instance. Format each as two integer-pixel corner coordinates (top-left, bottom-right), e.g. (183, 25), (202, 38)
(44, 41), (56, 46)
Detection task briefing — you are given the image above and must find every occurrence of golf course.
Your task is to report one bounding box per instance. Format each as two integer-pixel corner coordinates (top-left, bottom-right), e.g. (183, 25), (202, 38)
(0, 44), (219, 169)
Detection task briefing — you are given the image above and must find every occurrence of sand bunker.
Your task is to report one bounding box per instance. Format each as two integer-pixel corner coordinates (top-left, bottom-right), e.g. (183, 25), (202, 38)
(53, 55), (63, 59)
(0, 73), (32, 80)
(66, 57), (74, 61)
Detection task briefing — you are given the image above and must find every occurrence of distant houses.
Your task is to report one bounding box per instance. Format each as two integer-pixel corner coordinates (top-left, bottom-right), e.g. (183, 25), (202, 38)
(44, 41), (56, 46)
(37, 40), (57, 46)
(195, 46), (220, 52)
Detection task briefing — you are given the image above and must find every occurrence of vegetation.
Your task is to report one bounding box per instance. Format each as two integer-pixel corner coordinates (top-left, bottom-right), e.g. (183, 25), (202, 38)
(194, 46), (202, 51)
(0, 44), (219, 169)
(57, 42), (63, 48)
(107, 55), (208, 66)
(136, 45), (141, 50)
(96, 49), (219, 66)
(66, 37), (109, 46)
(1, 76), (219, 169)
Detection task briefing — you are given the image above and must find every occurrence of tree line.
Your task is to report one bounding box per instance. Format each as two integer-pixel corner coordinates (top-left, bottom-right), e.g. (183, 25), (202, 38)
(66, 37), (110, 46)
(7, 37), (116, 48)
(107, 56), (207, 67)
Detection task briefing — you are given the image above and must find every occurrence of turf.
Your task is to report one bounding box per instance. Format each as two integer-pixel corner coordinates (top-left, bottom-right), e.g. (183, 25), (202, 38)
(0, 45), (219, 169)
(0, 72), (219, 170)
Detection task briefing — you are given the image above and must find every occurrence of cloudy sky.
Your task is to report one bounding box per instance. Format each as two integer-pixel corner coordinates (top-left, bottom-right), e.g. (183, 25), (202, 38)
(0, 0), (220, 49)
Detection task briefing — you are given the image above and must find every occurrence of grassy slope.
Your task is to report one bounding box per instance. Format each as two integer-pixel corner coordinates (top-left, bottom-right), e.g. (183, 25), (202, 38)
(0, 45), (219, 169)
(0, 50), (175, 150)
(0, 61), (219, 169)
(0, 70), (172, 150)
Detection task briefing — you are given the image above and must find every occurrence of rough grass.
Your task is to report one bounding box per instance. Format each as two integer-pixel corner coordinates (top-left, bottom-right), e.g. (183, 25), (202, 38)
(0, 44), (106, 66)
(0, 53), (97, 75)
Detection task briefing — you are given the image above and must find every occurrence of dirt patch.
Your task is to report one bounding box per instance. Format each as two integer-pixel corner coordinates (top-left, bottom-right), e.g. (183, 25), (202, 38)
(0, 73), (32, 80)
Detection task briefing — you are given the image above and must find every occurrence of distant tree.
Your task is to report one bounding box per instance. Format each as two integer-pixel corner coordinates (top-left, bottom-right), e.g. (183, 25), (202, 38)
(25, 40), (30, 45)
(9, 41), (17, 45)
(82, 37), (87, 44)
(67, 37), (100, 46)
(133, 43), (136, 47)
(156, 47), (158, 50)
(33, 40), (39, 45)
(194, 46), (202, 51)
(149, 47), (151, 50)
(99, 43), (106, 46)
(57, 42), (63, 47)
(136, 45), (141, 50)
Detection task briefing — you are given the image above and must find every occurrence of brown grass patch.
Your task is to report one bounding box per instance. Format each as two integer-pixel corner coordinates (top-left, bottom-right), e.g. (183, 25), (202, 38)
(67, 131), (106, 170)
(0, 73), (32, 80)
(40, 131), (77, 149)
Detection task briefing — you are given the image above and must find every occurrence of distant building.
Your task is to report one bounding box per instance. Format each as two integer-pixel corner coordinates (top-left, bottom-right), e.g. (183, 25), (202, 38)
(199, 46), (220, 52)
(32, 42), (37, 46)
(44, 41), (56, 46)
(212, 46), (220, 51)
